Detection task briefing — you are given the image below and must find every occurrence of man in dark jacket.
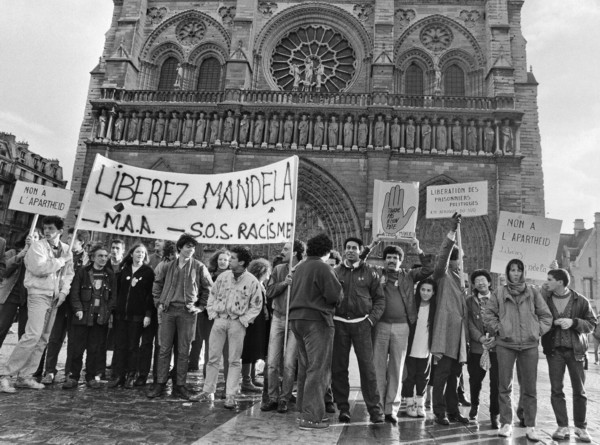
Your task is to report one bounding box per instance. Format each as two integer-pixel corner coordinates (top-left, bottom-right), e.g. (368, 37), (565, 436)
(289, 233), (343, 430)
(62, 244), (116, 389)
(332, 237), (385, 424)
(542, 268), (596, 443)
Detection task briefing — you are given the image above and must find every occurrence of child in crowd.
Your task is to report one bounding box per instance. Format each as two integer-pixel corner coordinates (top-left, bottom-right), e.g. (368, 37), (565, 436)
(404, 277), (437, 417)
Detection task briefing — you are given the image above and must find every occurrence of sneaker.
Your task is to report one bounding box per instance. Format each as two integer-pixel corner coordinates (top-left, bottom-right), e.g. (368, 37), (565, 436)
(260, 400), (278, 411)
(86, 380), (102, 389)
(41, 373), (55, 385)
(224, 395), (237, 409)
(552, 427), (570, 440)
(370, 412), (385, 424)
(277, 399), (288, 413)
(194, 391), (215, 403)
(498, 424), (513, 437)
(298, 419), (329, 430)
(384, 414), (398, 424)
(526, 427), (541, 442)
(407, 405), (418, 418)
(574, 427), (592, 443)
(416, 405), (426, 418)
(325, 402), (336, 413)
(16, 377), (44, 390)
(0, 377), (16, 393)
(62, 378), (79, 389)
(338, 410), (351, 422)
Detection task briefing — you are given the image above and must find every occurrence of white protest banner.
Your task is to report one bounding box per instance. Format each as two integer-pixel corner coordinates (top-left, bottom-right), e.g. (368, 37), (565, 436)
(491, 211), (562, 281)
(426, 181), (488, 219)
(372, 180), (419, 240)
(76, 154), (298, 244)
(9, 181), (73, 218)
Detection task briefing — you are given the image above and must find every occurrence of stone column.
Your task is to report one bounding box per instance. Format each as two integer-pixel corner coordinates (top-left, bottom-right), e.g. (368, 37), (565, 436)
(368, 116), (374, 149)
(384, 116), (391, 150)
(494, 120), (501, 155)
(307, 117), (314, 150)
(233, 114), (240, 147)
(477, 120), (484, 154)
(292, 115), (298, 149)
(514, 120), (522, 155)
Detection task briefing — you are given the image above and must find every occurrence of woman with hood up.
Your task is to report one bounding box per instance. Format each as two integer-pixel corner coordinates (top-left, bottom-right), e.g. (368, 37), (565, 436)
(483, 258), (552, 441)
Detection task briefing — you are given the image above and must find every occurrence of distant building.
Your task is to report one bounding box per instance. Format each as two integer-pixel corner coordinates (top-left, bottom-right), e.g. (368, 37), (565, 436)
(0, 132), (67, 247)
(556, 213), (600, 310)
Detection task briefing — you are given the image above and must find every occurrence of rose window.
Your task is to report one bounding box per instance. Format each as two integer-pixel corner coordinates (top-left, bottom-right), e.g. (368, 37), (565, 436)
(271, 25), (357, 92)
(420, 24), (453, 52)
(176, 20), (206, 46)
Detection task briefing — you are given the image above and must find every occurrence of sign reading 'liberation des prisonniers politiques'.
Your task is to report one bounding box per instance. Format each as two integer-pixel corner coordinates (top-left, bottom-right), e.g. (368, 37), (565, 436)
(77, 154), (299, 244)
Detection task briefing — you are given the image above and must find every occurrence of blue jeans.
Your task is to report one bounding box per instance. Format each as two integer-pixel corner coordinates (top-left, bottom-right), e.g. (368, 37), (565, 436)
(267, 313), (297, 402)
(547, 347), (587, 428)
(157, 305), (196, 385)
(292, 319), (334, 423)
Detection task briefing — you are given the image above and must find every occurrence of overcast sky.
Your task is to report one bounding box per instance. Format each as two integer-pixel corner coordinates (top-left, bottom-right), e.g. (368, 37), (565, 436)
(0, 0), (598, 231)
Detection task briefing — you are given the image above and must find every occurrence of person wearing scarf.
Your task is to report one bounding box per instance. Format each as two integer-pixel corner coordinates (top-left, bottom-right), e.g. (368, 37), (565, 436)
(483, 258), (552, 441)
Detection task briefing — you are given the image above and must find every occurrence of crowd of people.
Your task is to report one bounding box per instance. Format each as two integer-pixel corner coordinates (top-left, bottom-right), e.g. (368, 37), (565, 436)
(0, 213), (596, 441)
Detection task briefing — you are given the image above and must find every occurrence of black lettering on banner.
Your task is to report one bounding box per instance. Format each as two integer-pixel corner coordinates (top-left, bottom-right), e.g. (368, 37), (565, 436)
(202, 182), (222, 209)
(132, 176), (151, 207)
(147, 179), (163, 208)
(95, 165), (119, 199)
(238, 220), (294, 241)
(102, 212), (154, 235)
(261, 172), (273, 205)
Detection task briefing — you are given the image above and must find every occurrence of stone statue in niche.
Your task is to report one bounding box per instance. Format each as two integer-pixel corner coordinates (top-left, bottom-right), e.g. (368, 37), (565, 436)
(467, 120), (477, 152)
(174, 63), (183, 89)
(501, 120), (513, 153)
(283, 115), (294, 146)
(209, 113), (219, 143)
(141, 111), (152, 141)
(195, 112), (206, 143)
(222, 111), (234, 142)
(298, 114), (309, 146)
(391, 117), (401, 149)
(484, 121), (495, 152)
(328, 116), (339, 147)
(452, 121), (462, 151)
(303, 58), (314, 91)
(239, 114), (250, 144)
(313, 115), (324, 147)
(374, 115), (385, 147)
(113, 112), (125, 141)
(343, 116), (353, 147)
(168, 112), (179, 142)
(254, 114), (265, 144)
(97, 110), (108, 139)
(437, 118), (447, 151)
(269, 114), (280, 144)
(291, 64), (302, 91)
(316, 64), (325, 92)
(182, 112), (194, 143)
(358, 116), (368, 147)
(154, 111), (166, 142)
(127, 111), (139, 141)
(406, 118), (415, 150)
(421, 118), (431, 150)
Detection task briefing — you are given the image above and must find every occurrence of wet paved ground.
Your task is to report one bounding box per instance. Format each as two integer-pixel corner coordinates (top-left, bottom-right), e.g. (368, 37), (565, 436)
(1, 326), (599, 444)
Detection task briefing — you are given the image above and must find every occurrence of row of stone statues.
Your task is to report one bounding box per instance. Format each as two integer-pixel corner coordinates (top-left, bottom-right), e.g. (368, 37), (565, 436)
(95, 109), (516, 154)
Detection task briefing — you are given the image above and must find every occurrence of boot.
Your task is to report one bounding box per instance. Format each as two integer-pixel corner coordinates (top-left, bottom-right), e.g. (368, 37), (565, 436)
(241, 363), (261, 393)
(407, 397), (418, 417)
(415, 396), (426, 417)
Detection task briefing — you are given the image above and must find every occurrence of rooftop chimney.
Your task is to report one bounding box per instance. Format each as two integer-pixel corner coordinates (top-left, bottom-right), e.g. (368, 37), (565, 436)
(574, 219), (585, 235)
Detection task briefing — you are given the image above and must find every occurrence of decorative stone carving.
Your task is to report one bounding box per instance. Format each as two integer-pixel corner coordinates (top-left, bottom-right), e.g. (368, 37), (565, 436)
(501, 120), (513, 153)
(218, 6), (236, 25)
(223, 111), (234, 142)
(328, 116), (339, 148)
(271, 25), (356, 93)
(452, 121), (462, 151)
(154, 112), (166, 142)
(147, 7), (167, 25)
(258, 2), (278, 17)
(141, 112), (152, 142)
(353, 4), (373, 22)
(127, 112), (139, 142)
(374, 115), (385, 147)
(113, 112), (125, 141)
(195, 112), (206, 144)
(437, 118), (447, 151)
(358, 116), (368, 148)
(253, 115), (265, 145)
(239, 114), (250, 145)
(421, 118), (432, 150)
(209, 113), (219, 144)
(269, 115), (280, 145)
(459, 10), (481, 27)
(168, 112), (179, 142)
(97, 110), (107, 139)
(420, 24), (453, 52)
(343, 116), (353, 148)
(395, 9), (416, 28)
(176, 20), (206, 46)
(406, 118), (415, 150)
(182, 113), (193, 144)
(298, 115), (309, 146)
(467, 120), (477, 152)
(484, 121), (495, 153)
(391, 118), (401, 149)
(283, 115), (294, 146)
(313, 115), (324, 147)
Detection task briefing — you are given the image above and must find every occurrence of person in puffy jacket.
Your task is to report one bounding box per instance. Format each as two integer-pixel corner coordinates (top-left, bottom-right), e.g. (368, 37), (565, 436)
(483, 258), (552, 441)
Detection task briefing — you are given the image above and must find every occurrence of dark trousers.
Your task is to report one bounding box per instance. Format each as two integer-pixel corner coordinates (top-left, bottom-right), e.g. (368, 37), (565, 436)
(331, 319), (381, 415)
(0, 301), (27, 348)
(112, 318), (145, 378)
(188, 310), (213, 376)
(547, 347), (587, 428)
(138, 309), (158, 379)
(67, 323), (108, 381)
(38, 302), (72, 375)
(157, 305), (196, 385)
(403, 356), (431, 397)
(292, 319), (334, 423)
(432, 355), (461, 417)
(467, 351), (499, 416)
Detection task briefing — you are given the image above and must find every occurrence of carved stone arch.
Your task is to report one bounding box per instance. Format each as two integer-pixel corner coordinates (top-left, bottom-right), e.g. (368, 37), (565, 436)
(148, 41), (185, 66)
(253, 2), (373, 92)
(296, 158), (362, 251)
(439, 48), (476, 72)
(187, 41), (228, 66)
(416, 175), (494, 273)
(140, 9), (231, 60)
(396, 48), (435, 72)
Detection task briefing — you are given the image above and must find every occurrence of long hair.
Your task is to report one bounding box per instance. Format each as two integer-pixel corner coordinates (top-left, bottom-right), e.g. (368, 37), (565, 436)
(208, 248), (230, 273)
(121, 243), (149, 270)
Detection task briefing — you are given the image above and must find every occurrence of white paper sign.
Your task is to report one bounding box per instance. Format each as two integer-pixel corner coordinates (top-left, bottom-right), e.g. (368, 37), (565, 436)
(491, 211), (562, 281)
(77, 154), (298, 244)
(9, 181), (73, 218)
(426, 181), (488, 219)
(372, 180), (419, 240)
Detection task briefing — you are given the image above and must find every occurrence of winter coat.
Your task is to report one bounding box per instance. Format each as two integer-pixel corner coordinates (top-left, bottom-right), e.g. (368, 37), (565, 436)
(207, 270), (262, 328)
(467, 293), (495, 354)
(24, 239), (74, 297)
(334, 260), (385, 325)
(155, 258), (212, 310)
(70, 264), (117, 326)
(116, 263), (155, 321)
(0, 251), (25, 305)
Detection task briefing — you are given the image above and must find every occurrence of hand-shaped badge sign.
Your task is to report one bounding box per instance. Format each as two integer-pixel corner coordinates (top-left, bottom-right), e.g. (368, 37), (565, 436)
(373, 180), (419, 240)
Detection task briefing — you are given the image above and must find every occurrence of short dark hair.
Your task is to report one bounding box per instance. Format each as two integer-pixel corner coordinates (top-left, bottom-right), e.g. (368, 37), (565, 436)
(548, 268), (570, 287)
(111, 239), (125, 247)
(89, 243), (108, 258)
(247, 258), (271, 282)
(450, 246), (460, 261)
(306, 233), (333, 257)
(163, 241), (176, 258)
(293, 240), (306, 262)
(176, 233), (198, 252)
(230, 246), (253, 268)
(42, 215), (64, 231)
(383, 245), (404, 261)
(470, 269), (492, 286)
(344, 237), (363, 250)
(328, 250), (342, 265)
(68, 229), (90, 245)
